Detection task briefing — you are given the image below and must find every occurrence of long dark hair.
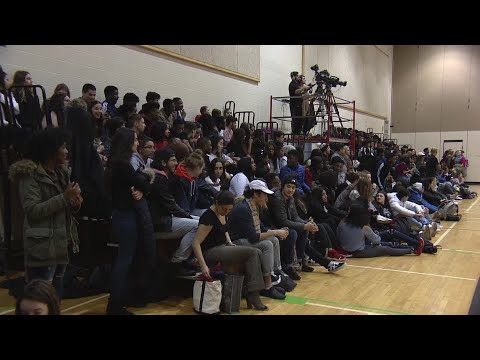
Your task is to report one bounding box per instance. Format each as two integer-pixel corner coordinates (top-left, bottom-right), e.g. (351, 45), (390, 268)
(11, 70), (31, 103)
(105, 127), (135, 192)
(344, 202), (371, 228)
(237, 156), (254, 181)
(208, 157), (226, 182)
(88, 100), (104, 138)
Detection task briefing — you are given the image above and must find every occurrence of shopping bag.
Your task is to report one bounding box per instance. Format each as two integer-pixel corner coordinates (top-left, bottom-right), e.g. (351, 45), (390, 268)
(221, 274), (244, 314)
(193, 279), (222, 314)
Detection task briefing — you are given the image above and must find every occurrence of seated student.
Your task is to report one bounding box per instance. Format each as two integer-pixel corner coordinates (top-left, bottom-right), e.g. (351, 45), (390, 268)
(221, 115), (237, 146)
(254, 148), (271, 180)
(308, 185), (347, 231)
(267, 176), (347, 276)
(371, 191), (424, 254)
(228, 180), (288, 299)
(170, 117), (186, 139)
(279, 149), (310, 195)
(273, 130), (285, 145)
(199, 113), (218, 139)
(280, 145), (295, 169)
(408, 182), (440, 215)
(125, 113), (146, 136)
(170, 117), (194, 153)
(196, 136), (212, 168)
(335, 171), (359, 199)
(149, 149), (199, 276)
(194, 105), (210, 122)
(451, 169), (465, 186)
(226, 128), (247, 161)
(141, 102), (161, 136)
(387, 186), (436, 238)
(214, 116), (226, 134)
(264, 172), (282, 191)
(192, 191), (268, 310)
(331, 157), (347, 187)
(305, 155), (329, 188)
(422, 177), (448, 207)
(15, 279), (60, 315)
(208, 135), (234, 165)
(251, 129), (267, 157)
(229, 157), (256, 197)
(171, 151), (208, 218)
(315, 170), (338, 205)
(205, 158), (231, 191)
(268, 142), (284, 175)
(337, 202), (415, 258)
(131, 134), (155, 171)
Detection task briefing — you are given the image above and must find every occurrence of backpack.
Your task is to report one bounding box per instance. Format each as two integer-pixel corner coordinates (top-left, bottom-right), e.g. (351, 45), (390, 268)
(422, 239), (441, 254)
(437, 201), (460, 221)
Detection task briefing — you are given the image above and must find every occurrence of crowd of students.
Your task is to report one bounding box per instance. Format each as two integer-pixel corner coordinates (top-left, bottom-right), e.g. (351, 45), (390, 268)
(1, 66), (473, 315)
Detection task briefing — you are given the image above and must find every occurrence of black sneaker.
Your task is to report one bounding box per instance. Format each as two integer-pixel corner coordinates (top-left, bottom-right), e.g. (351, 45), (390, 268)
(260, 287), (286, 300)
(273, 285), (286, 294)
(271, 273), (282, 286)
(326, 261), (346, 273)
(274, 270), (297, 292)
(301, 264), (314, 272)
(284, 267), (301, 280)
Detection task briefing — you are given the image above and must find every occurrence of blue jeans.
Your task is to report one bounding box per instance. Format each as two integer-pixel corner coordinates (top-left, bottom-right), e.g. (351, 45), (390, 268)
(26, 264), (67, 301)
(378, 229), (419, 248)
(280, 229), (307, 269)
(109, 209), (138, 306)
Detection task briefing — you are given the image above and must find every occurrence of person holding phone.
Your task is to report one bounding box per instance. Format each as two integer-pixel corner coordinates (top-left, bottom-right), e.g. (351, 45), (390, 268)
(10, 128), (82, 301)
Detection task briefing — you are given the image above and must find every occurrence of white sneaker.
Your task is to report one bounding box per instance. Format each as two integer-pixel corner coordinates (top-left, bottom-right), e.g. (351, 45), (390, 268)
(327, 261), (347, 273)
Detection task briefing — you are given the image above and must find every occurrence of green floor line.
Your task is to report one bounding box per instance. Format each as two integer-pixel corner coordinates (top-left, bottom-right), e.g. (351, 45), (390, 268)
(0, 306), (14, 311)
(275, 295), (412, 315)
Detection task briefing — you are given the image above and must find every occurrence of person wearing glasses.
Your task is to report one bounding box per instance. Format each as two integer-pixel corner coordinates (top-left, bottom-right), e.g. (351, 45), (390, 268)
(131, 134), (155, 171)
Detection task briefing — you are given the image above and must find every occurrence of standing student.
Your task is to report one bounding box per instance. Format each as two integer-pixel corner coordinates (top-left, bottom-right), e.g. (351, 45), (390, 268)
(10, 128), (82, 301)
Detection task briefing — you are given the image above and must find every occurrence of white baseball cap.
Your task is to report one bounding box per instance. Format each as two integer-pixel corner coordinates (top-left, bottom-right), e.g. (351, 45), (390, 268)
(249, 180), (274, 194)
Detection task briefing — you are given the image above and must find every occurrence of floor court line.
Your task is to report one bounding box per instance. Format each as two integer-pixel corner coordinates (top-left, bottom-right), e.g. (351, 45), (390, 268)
(434, 222), (457, 246)
(279, 295), (411, 315)
(465, 198), (480, 213)
(305, 302), (384, 315)
(61, 294), (109, 313)
(347, 264), (476, 281)
(0, 307), (15, 315)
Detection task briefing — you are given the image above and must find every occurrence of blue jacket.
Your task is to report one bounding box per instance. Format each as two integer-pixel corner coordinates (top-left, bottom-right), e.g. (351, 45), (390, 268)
(408, 189), (438, 213)
(279, 164), (310, 195)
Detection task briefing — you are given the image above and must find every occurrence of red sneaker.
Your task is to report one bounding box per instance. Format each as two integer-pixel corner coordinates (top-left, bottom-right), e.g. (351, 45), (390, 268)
(415, 238), (424, 255)
(328, 249), (347, 261)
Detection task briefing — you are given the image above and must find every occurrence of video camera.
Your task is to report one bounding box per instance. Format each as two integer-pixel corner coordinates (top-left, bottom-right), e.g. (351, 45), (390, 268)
(310, 64), (347, 87)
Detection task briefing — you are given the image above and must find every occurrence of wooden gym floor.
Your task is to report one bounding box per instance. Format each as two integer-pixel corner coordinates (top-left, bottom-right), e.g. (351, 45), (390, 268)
(1, 186), (480, 316)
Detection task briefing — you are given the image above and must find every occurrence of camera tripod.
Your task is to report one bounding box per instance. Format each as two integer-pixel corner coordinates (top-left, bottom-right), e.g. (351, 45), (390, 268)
(308, 83), (343, 136)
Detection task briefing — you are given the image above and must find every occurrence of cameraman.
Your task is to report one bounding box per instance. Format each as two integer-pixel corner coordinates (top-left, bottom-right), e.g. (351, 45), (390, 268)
(288, 72), (314, 136)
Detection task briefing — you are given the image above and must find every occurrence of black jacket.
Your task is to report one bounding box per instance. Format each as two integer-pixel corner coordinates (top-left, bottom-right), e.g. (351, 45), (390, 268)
(148, 169), (192, 232)
(268, 190), (305, 233)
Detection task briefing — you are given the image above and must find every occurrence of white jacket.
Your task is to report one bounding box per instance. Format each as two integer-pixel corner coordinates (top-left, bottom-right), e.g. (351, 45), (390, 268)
(387, 192), (422, 217)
